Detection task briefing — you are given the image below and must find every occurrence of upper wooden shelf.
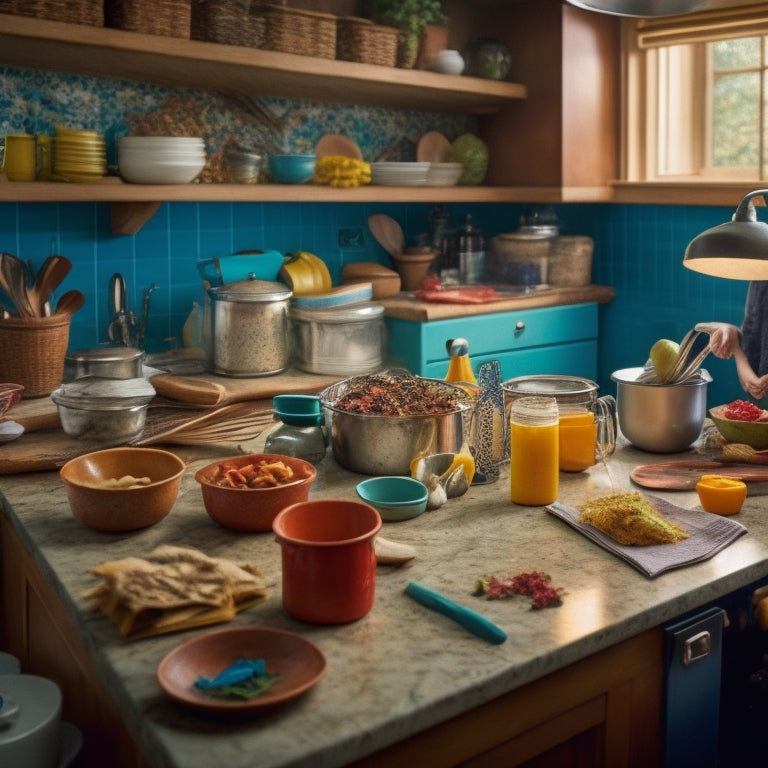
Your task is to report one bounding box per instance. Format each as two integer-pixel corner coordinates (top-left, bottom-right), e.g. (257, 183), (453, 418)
(0, 14), (526, 113)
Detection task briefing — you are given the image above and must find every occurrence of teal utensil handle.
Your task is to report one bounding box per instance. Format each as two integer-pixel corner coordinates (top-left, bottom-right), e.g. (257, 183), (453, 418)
(404, 581), (507, 645)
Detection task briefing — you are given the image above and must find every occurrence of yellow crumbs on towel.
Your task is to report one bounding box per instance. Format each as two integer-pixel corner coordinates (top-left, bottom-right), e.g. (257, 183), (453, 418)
(578, 492), (688, 546)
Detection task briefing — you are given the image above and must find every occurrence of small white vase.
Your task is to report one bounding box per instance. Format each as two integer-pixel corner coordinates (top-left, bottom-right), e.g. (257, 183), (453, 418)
(432, 49), (464, 75)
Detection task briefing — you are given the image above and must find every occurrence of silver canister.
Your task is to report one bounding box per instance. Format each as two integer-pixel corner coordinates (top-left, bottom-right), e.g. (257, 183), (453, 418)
(206, 278), (292, 377)
(63, 347), (144, 382)
(290, 301), (386, 376)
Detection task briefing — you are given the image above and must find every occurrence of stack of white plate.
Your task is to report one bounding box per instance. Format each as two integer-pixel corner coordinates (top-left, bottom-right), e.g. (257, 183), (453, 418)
(426, 162), (464, 186)
(117, 136), (207, 184)
(54, 127), (107, 183)
(371, 161), (430, 186)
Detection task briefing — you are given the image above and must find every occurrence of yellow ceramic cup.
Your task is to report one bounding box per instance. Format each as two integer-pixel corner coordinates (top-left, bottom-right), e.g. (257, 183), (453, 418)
(1, 133), (37, 181)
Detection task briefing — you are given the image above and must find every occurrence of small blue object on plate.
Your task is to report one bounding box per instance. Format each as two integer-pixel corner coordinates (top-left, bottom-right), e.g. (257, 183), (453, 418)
(356, 476), (428, 522)
(268, 154), (316, 184)
(272, 394), (323, 427)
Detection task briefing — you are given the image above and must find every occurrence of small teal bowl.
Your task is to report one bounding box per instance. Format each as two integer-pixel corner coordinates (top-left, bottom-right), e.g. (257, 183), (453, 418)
(273, 394), (323, 427)
(268, 154), (316, 184)
(355, 476), (428, 522)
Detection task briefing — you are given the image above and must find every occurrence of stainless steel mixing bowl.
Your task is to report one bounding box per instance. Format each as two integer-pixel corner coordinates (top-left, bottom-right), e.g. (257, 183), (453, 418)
(611, 366), (712, 453)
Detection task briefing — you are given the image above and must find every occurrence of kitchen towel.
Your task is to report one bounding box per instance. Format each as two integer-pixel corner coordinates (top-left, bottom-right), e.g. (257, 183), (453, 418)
(547, 495), (747, 578)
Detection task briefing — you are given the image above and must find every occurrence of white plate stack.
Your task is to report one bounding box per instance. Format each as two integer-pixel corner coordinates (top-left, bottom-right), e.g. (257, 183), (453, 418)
(371, 161), (430, 186)
(117, 136), (207, 184)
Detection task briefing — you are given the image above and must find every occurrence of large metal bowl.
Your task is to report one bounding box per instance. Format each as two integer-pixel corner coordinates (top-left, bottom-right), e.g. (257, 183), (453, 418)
(611, 366), (711, 453)
(318, 374), (474, 476)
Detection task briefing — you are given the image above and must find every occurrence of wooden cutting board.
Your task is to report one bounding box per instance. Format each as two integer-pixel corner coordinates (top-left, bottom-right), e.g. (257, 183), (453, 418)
(631, 460), (768, 491)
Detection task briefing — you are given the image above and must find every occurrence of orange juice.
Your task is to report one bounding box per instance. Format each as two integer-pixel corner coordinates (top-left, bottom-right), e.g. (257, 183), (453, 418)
(558, 411), (598, 472)
(509, 398), (559, 506)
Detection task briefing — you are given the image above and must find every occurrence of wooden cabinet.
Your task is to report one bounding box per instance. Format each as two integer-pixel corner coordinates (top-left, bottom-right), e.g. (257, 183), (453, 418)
(0, 0), (621, 220)
(386, 302), (599, 380)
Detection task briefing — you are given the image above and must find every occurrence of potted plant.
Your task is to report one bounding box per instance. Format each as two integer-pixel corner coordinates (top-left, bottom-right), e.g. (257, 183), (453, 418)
(366, 0), (448, 69)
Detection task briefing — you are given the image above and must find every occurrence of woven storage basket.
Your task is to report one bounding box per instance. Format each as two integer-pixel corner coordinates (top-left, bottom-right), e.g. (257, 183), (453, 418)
(0, 314), (71, 397)
(106, 0), (191, 38)
(548, 236), (594, 287)
(253, 3), (337, 59)
(3, 0), (103, 25)
(191, 0), (265, 47)
(337, 17), (398, 67)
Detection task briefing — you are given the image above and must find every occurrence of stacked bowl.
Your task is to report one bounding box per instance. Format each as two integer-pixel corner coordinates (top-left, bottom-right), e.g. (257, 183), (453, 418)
(54, 127), (107, 183)
(371, 162), (430, 186)
(118, 136), (207, 184)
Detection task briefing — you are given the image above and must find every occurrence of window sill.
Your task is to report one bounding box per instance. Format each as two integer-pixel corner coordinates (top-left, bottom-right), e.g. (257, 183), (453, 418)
(611, 180), (764, 207)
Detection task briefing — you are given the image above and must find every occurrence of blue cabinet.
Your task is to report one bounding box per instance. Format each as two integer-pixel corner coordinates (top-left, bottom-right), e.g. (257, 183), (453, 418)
(385, 303), (599, 381)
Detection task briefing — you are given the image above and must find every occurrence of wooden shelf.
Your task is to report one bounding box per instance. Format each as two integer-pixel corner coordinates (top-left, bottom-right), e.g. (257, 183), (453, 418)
(0, 14), (526, 113)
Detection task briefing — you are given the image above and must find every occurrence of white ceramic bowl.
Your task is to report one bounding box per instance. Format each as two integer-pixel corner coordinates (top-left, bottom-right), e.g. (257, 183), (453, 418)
(118, 156), (206, 184)
(426, 162), (463, 186)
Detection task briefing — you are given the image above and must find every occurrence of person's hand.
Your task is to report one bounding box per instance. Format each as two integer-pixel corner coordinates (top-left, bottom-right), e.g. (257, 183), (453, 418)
(707, 323), (742, 359)
(745, 374), (768, 401)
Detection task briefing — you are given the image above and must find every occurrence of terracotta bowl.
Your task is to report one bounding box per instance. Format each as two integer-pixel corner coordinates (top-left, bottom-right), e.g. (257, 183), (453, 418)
(195, 453), (317, 532)
(60, 447), (186, 532)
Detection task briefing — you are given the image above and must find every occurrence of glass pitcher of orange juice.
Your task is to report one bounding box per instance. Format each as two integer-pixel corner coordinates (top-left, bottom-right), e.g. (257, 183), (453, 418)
(502, 375), (616, 473)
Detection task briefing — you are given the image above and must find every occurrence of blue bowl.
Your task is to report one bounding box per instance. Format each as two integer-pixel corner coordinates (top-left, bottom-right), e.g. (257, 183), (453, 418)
(273, 394), (323, 427)
(355, 476), (428, 522)
(269, 154), (316, 184)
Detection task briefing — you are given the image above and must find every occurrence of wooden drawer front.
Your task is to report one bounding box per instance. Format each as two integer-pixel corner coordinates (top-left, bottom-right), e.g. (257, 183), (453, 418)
(387, 304), (598, 376)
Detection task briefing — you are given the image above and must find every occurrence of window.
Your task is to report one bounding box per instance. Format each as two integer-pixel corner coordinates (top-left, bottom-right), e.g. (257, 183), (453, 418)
(623, 4), (768, 183)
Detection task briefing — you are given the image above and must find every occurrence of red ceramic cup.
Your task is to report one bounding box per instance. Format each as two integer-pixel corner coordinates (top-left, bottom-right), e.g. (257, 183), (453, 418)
(272, 499), (382, 623)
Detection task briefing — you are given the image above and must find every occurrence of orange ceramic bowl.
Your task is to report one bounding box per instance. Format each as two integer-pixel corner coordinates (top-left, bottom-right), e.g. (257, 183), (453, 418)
(60, 447), (186, 531)
(695, 474), (748, 516)
(273, 499), (382, 623)
(195, 453), (317, 532)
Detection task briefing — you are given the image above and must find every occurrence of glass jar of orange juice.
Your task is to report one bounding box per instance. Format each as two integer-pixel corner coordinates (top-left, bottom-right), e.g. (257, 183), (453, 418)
(510, 396), (559, 506)
(503, 375), (616, 472)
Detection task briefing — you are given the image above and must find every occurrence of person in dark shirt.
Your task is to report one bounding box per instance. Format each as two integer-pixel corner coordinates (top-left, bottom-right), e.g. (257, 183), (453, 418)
(706, 281), (768, 401)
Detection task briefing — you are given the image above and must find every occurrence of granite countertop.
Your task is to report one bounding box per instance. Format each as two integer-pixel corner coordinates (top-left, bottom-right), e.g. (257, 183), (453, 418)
(2, 430), (768, 768)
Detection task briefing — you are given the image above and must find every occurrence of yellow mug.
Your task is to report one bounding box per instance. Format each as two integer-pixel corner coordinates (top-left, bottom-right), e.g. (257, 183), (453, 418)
(1, 133), (37, 182)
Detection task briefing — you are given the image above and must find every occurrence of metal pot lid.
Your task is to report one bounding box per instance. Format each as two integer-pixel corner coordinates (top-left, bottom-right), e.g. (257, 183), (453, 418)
(51, 376), (156, 406)
(208, 277), (291, 302)
(502, 374), (598, 397)
(290, 301), (384, 323)
(65, 347), (144, 364)
(0, 674), (61, 746)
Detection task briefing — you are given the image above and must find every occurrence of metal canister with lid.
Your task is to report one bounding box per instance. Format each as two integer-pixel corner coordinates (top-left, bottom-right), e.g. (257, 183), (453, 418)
(206, 277), (292, 377)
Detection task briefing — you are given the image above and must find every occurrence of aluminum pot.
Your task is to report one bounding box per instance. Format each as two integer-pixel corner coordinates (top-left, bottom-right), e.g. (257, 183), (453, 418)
(206, 278), (291, 377)
(611, 366), (712, 453)
(318, 373), (473, 475)
(63, 346), (144, 382)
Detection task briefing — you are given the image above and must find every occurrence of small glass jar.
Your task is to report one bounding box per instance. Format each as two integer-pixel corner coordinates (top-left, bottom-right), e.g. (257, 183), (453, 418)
(509, 396), (559, 506)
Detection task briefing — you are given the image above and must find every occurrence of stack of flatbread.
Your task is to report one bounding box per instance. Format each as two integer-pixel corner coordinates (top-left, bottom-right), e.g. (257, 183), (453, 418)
(84, 545), (267, 639)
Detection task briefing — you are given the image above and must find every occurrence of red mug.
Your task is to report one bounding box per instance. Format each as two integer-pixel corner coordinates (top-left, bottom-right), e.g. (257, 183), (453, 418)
(273, 499), (382, 623)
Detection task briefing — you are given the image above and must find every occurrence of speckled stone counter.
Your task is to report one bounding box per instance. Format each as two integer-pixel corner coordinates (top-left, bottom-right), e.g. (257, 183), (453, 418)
(2, 430), (768, 768)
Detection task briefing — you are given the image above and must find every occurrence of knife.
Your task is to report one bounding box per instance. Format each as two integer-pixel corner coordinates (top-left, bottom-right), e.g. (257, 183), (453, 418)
(404, 581), (507, 645)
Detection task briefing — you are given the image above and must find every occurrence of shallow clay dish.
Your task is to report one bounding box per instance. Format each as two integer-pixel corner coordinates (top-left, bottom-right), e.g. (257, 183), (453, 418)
(157, 627), (326, 714)
(60, 447), (185, 532)
(315, 133), (362, 160)
(195, 453), (317, 532)
(709, 404), (768, 450)
(417, 131), (451, 163)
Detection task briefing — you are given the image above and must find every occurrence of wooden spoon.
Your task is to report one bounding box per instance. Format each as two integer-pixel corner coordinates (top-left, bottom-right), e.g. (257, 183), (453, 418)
(54, 289), (85, 316)
(29, 254), (72, 317)
(417, 131), (451, 163)
(316, 134), (363, 160)
(368, 214), (405, 258)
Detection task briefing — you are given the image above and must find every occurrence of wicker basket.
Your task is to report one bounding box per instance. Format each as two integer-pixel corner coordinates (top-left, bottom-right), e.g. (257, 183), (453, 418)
(0, 314), (71, 398)
(253, 3), (337, 59)
(191, 0), (265, 47)
(337, 17), (398, 68)
(548, 236), (594, 287)
(2, 0), (103, 26)
(106, 0), (191, 38)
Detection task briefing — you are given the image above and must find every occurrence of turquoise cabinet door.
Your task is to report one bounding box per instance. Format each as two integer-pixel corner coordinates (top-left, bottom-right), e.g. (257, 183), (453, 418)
(386, 303), (599, 381)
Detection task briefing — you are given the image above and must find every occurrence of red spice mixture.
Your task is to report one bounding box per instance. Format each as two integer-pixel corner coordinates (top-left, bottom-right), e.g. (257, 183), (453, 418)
(333, 374), (462, 416)
(474, 571), (563, 609)
(723, 399), (768, 422)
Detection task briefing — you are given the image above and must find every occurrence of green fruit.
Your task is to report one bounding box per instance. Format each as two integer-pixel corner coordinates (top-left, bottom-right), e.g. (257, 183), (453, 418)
(447, 133), (489, 185)
(650, 339), (679, 381)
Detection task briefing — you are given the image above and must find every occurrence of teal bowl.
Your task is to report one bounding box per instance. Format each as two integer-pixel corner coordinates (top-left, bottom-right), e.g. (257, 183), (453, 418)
(268, 154), (316, 184)
(355, 476), (428, 522)
(273, 394), (323, 427)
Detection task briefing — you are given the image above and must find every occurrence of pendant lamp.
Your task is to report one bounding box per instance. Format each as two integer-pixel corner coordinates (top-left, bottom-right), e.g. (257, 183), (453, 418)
(564, 0), (764, 17)
(683, 189), (768, 280)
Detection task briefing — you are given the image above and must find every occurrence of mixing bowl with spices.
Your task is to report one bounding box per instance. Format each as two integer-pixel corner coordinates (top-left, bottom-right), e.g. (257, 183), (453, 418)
(318, 371), (474, 475)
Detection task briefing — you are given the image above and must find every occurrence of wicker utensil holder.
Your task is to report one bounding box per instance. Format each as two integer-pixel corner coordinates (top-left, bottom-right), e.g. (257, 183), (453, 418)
(337, 17), (398, 67)
(191, 0), (265, 47)
(0, 0), (103, 25)
(106, 0), (191, 38)
(253, 3), (337, 59)
(0, 314), (71, 398)
(548, 236), (594, 287)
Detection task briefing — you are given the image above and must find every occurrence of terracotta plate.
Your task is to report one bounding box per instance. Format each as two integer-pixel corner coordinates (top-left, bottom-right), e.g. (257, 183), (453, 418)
(315, 133), (362, 160)
(157, 627), (326, 713)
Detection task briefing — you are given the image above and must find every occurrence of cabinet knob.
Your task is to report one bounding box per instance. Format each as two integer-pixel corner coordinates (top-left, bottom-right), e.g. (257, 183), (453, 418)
(515, 321), (525, 332)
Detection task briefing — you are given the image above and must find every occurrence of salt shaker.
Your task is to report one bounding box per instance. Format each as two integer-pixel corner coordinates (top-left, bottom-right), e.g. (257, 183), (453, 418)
(509, 396), (559, 506)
